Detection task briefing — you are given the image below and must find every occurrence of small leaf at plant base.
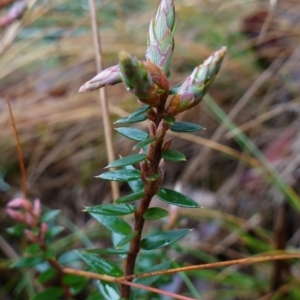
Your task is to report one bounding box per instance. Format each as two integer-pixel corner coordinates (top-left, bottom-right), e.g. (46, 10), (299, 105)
(32, 287), (63, 300)
(114, 114), (147, 124)
(79, 252), (123, 277)
(85, 204), (136, 216)
(157, 188), (200, 208)
(146, 173), (160, 181)
(125, 165), (144, 192)
(116, 231), (138, 248)
(82, 248), (129, 255)
(170, 122), (205, 132)
(90, 213), (132, 235)
(143, 207), (169, 220)
(115, 190), (145, 203)
(140, 229), (192, 250)
(38, 268), (58, 284)
(115, 127), (149, 141)
(46, 226), (64, 238)
(6, 223), (26, 236)
(12, 255), (44, 268)
(97, 169), (141, 182)
(97, 280), (120, 300)
(41, 209), (61, 222)
(163, 116), (175, 125)
(133, 136), (157, 150)
(106, 154), (147, 168)
(162, 149), (186, 162)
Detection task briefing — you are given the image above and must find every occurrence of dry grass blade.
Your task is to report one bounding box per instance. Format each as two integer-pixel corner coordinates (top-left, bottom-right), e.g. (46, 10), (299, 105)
(88, 0), (119, 199)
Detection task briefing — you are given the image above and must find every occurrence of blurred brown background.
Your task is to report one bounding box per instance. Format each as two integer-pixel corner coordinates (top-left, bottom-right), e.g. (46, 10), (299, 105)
(1, 0), (300, 299)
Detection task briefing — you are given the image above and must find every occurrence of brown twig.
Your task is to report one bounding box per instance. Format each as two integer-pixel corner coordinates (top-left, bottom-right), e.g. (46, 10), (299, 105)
(63, 267), (195, 300)
(88, 0), (119, 200)
(123, 252), (300, 281)
(121, 104), (167, 298)
(7, 97), (28, 199)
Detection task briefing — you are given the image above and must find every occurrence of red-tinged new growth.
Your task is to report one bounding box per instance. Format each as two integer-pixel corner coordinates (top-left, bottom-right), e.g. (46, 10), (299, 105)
(166, 47), (227, 116)
(146, 0), (176, 78)
(119, 51), (169, 107)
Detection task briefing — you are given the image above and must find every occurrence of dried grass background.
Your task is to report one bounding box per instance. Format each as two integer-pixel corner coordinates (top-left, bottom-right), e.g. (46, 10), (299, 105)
(1, 0), (300, 299)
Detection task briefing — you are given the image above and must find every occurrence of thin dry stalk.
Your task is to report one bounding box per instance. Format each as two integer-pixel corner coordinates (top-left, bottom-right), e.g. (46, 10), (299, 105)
(88, 0), (119, 199)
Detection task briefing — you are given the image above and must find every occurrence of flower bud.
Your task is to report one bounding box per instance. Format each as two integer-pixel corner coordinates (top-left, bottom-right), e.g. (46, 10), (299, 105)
(166, 47), (226, 115)
(119, 51), (169, 107)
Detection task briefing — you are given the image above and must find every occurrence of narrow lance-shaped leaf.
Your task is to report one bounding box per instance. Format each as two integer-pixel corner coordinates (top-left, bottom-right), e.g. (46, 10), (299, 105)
(162, 149), (186, 162)
(115, 190), (145, 203)
(115, 127), (149, 141)
(146, 0), (176, 77)
(116, 231), (138, 249)
(170, 122), (205, 132)
(133, 136), (157, 150)
(90, 213), (132, 235)
(114, 105), (151, 124)
(125, 165), (144, 192)
(97, 169), (141, 182)
(143, 207), (169, 220)
(141, 229), (192, 250)
(166, 47), (227, 115)
(106, 154), (147, 168)
(85, 204), (136, 216)
(157, 188), (200, 208)
(114, 114), (147, 124)
(82, 248), (129, 255)
(78, 252), (123, 277)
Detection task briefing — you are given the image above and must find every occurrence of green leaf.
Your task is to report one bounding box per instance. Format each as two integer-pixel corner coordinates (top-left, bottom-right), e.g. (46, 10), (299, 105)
(134, 261), (171, 287)
(12, 255), (44, 268)
(106, 154), (147, 168)
(79, 252), (123, 277)
(130, 104), (151, 116)
(86, 293), (104, 300)
(41, 210), (61, 222)
(97, 169), (141, 182)
(112, 233), (129, 259)
(157, 188), (200, 208)
(116, 231), (138, 248)
(62, 274), (87, 286)
(141, 229), (192, 250)
(125, 165), (144, 192)
(24, 243), (41, 254)
(85, 204), (136, 216)
(143, 207), (169, 220)
(162, 149), (186, 161)
(163, 116), (175, 125)
(115, 190), (145, 203)
(37, 268), (58, 284)
(133, 136), (157, 150)
(114, 114), (147, 124)
(115, 127), (148, 141)
(82, 248), (129, 255)
(97, 280), (120, 300)
(6, 223), (26, 236)
(170, 122), (204, 132)
(169, 85), (181, 95)
(32, 287), (63, 300)
(90, 213), (132, 235)
(46, 226), (64, 238)
(146, 173), (160, 181)
(115, 105), (150, 124)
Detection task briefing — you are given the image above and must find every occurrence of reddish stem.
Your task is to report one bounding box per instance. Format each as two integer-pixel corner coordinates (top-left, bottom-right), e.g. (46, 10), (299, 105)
(121, 105), (166, 298)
